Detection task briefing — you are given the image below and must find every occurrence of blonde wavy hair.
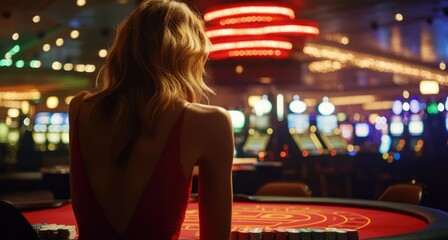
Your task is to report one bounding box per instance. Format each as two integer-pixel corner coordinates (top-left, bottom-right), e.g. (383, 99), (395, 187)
(88, 0), (213, 165)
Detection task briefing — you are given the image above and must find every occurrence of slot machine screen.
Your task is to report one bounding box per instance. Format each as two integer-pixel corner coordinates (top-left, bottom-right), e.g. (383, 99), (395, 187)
(7, 130), (20, 145)
(242, 133), (270, 154)
(316, 115), (338, 135)
(35, 112), (51, 125)
(249, 115), (270, 130)
(50, 113), (64, 125)
(379, 134), (392, 153)
(0, 122), (8, 143)
(228, 110), (245, 134)
(33, 133), (46, 144)
(61, 113), (70, 143)
(327, 135), (348, 150)
(390, 116), (404, 136)
(408, 114), (423, 136)
(47, 132), (61, 144)
(339, 123), (353, 142)
(63, 114), (69, 125)
(408, 121), (423, 136)
(446, 112), (448, 132)
(287, 114), (309, 134)
(355, 123), (370, 137)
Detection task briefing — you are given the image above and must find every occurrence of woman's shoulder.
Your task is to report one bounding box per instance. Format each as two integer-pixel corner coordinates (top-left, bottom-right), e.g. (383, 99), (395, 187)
(187, 103), (230, 120)
(69, 91), (94, 106)
(185, 103), (232, 131)
(68, 91), (94, 117)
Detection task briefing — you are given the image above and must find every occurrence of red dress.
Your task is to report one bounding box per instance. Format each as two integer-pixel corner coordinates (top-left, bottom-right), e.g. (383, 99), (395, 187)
(70, 106), (193, 239)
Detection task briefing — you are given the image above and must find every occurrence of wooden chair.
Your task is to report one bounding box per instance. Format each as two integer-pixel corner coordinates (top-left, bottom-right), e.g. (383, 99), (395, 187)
(378, 183), (423, 205)
(255, 182), (312, 197)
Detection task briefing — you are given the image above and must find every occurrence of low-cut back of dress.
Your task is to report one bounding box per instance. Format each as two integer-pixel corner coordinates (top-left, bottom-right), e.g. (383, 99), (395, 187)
(70, 103), (193, 240)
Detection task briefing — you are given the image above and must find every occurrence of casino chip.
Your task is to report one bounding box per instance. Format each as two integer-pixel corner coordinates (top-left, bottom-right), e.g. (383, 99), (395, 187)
(324, 228), (338, 240)
(227, 226), (359, 240)
(32, 224), (76, 240)
(311, 228), (325, 240)
(342, 228), (359, 240)
(238, 227), (250, 240)
(261, 227), (275, 240)
(274, 228), (288, 240)
(299, 228), (312, 240)
(249, 228), (262, 240)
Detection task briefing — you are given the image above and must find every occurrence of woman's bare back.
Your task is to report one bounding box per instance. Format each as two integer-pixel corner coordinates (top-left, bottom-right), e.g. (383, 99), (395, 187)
(70, 92), (233, 239)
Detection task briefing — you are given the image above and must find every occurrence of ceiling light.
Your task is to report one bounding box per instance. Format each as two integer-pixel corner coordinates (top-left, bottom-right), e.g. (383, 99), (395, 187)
(30, 60), (41, 68)
(340, 37), (349, 45)
(395, 13), (403, 22)
(402, 90), (409, 99)
(440, 61), (446, 70)
(55, 38), (64, 46)
(7, 109), (20, 118)
(52, 61), (62, 70)
(98, 49), (107, 58)
(77, 0), (86, 7)
(32, 15), (40, 23)
(362, 101), (394, 110)
(75, 64), (86, 72)
(303, 43), (448, 86)
(85, 64), (96, 72)
(419, 80), (439, 95)
(15, 60), (25, 68)
(11, 33), (19, 40)
(235, 65), (243, 74)
(308, 60), (343, 73)
(70, 30), (80, 39)
(46, 97), (59, 109)
(63, 63), (74, 71)
(43, 44), (51, 52)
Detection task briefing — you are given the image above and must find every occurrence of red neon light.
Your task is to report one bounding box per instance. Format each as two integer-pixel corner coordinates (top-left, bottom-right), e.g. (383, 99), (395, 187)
(209, 48), (290, 60)
(204, 2), (319, 59)
(211, 39), (293, 52)
(218, 16), (293, 26)
(204, 2), (295, 22)
(206, 22), (319, 39)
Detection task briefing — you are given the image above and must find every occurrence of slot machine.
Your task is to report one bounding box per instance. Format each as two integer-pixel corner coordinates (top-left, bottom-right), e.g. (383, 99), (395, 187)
(406, 98), (424, 158)
(33, 112), (51, 151)
(6, 110), (21, 149)
(354, 122), (370, 145)
(388, 115), (405, 157)
(241, 95), (273, 161)
(287, 95), (324, 158)
(443, 97), (448, 148)
(0, 122), (8, 144)
(228, 110), (246, 164)
(61, 113), (70, 149)
(339, 123), (354, 145)
(47, 113), (64, 151)
(315, 97), (348, 156)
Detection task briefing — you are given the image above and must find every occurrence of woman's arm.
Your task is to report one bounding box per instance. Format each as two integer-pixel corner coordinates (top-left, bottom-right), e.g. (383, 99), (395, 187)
(198, 107), (234, 240)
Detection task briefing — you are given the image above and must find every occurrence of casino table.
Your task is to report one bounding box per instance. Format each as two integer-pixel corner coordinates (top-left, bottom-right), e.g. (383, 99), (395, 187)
(22, 194), (448, 240)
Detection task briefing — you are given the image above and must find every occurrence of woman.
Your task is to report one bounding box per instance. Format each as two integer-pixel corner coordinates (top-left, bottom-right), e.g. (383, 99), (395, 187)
(69, 0), (233, 239)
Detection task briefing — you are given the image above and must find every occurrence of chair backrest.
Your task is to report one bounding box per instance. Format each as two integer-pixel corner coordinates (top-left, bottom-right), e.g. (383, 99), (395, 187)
(256, 182), (312, 197)
(378, 183), (423, 205)
(0, 200), (39, 240)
